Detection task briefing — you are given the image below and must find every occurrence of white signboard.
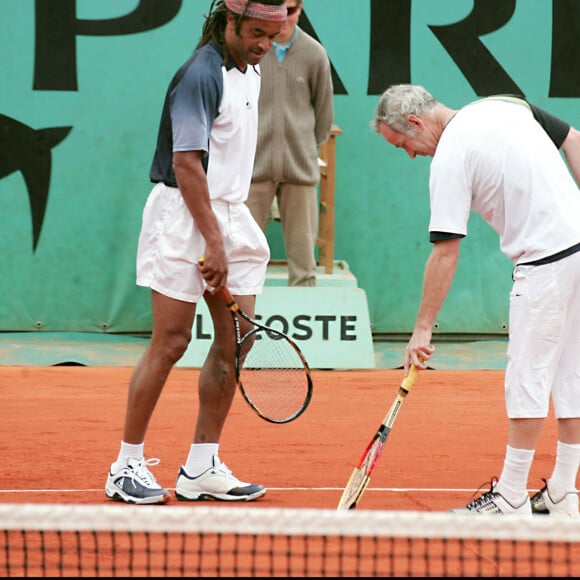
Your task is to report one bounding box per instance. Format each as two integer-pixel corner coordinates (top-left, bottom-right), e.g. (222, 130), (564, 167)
(177, 287), (375, 370)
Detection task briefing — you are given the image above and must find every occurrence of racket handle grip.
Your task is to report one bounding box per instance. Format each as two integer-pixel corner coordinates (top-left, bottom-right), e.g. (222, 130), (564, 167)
(217, 286), (235, 308)
(400, 363), (420, 394)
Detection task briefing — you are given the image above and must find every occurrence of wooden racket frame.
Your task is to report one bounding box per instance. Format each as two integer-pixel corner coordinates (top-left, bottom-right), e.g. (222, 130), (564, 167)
(337, 364), (420, 510)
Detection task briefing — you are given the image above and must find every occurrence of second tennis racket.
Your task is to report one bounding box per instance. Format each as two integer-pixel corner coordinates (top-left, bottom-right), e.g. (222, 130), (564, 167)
(337, 364), (420, 510)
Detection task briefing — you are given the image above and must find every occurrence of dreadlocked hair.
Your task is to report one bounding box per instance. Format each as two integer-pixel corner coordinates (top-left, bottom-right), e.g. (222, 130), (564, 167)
(197, 0), (230, 50)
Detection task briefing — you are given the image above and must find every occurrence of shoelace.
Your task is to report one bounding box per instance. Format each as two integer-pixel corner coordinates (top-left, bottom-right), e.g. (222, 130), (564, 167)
(466, 477), (499, 510)
(214, 460), (233, 476)
(129, 457), (161, 489)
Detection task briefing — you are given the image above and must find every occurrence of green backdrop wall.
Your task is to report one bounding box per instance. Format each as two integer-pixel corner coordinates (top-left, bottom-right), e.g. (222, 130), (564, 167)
(1, 0), (578, 337)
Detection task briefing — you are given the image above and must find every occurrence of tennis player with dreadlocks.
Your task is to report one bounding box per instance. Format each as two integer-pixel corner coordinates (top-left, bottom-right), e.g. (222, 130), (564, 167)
(105, 0), (286, 505)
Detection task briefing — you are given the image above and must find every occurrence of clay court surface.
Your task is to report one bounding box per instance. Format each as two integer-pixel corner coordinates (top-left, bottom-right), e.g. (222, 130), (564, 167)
(0, 366), (558, 511)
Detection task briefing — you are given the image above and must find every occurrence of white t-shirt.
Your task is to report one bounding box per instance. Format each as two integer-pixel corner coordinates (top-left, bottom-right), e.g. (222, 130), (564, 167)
(429, 99), (580, 264)
(204, 64), (260, 203)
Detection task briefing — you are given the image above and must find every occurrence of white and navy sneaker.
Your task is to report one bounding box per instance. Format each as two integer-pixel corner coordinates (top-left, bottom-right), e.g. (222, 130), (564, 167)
(450, 478), (532, 516)
(105, 457), (170, 505)
(175, 455), (266, 502)
(530, 478), (579, 517)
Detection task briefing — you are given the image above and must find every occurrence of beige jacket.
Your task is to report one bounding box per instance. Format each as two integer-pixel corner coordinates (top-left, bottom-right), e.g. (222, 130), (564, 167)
(252, 28), (334, 186)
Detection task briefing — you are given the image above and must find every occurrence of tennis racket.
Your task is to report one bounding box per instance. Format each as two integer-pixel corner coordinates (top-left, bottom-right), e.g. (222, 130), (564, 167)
(336, 364), (420, 510)
(215, 285), (313, 424)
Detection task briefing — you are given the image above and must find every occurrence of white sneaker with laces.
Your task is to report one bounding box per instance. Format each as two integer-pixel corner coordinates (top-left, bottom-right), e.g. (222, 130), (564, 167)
(175, 456), (266, 502)
(105, 457), (170, 505)
(530, 479), (579, 517)
(450, 478), (532, 516)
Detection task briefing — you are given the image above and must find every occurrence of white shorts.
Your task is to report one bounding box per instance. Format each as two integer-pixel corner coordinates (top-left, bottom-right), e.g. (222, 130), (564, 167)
(136, 183), (270, 302)
(506, 250), (580, 419)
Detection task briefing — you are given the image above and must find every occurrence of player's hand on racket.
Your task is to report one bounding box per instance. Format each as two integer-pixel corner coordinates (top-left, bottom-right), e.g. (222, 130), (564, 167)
(197, 253), (227, 291)
(405, 329), (434, 371)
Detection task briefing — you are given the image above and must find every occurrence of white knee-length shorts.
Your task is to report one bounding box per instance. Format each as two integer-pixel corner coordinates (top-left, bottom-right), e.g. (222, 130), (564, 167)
(136, 183), (270, 303)
(506, 250), (580, 419)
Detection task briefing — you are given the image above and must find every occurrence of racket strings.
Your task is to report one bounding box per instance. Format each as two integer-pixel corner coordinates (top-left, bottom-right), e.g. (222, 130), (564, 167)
(239, 329), (311, 423)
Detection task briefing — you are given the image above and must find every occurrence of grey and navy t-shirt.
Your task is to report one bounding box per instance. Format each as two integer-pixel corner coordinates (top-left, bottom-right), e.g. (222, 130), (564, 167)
(150, 40), (261, 203)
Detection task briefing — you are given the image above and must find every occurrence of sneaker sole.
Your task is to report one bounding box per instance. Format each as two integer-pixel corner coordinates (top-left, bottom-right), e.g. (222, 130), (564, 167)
(535, 509), (580, 518)
(449, 508), (533, 517)
(105, 484), (170, 505)
(175, 488), (266, 502)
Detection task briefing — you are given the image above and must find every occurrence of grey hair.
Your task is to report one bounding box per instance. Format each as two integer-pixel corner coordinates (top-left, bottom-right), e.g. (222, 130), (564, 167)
(370, 84), (438, 135)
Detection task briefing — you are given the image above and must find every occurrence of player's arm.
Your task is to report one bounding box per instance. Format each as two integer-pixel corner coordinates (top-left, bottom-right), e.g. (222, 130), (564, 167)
(170, 54), (226, 288)
(173, 150), (227, 290)
(561, 126), (580, 187)
(406, 237), (461, 370)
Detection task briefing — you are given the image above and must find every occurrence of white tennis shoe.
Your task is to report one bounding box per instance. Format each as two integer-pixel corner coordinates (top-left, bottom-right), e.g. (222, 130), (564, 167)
(175, 455), (266, 502)
(105, 457), (170, 505)
(530, 479), (579, 517)
(450, 478), (532, 516)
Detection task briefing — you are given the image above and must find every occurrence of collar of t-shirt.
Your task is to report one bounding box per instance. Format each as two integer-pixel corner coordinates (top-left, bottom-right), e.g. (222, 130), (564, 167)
(273, 26), (299, 63)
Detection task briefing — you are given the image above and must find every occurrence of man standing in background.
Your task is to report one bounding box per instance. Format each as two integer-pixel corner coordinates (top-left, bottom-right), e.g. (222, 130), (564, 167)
(246, 0), (334, 287)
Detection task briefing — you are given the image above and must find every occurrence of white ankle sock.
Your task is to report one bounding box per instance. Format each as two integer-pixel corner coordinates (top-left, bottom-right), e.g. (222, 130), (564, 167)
(496, 445), (535, 505)
(548, 441), (580, 499)
(184, 443), (219, 476)
(112, 441), (144, 472)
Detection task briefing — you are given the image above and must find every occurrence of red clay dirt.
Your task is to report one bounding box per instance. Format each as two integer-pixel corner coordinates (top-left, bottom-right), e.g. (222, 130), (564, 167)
(0, 366), (559, 511)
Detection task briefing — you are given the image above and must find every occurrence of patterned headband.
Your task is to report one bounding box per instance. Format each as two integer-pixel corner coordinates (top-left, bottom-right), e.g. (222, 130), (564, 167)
(224, 0), (287, 22)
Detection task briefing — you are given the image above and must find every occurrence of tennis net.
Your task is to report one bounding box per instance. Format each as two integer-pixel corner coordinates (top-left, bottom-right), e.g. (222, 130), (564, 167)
(1, 503), (580, 577)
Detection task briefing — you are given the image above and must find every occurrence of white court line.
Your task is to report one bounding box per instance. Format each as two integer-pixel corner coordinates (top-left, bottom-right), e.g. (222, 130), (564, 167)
(0, 487), (541, 494)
